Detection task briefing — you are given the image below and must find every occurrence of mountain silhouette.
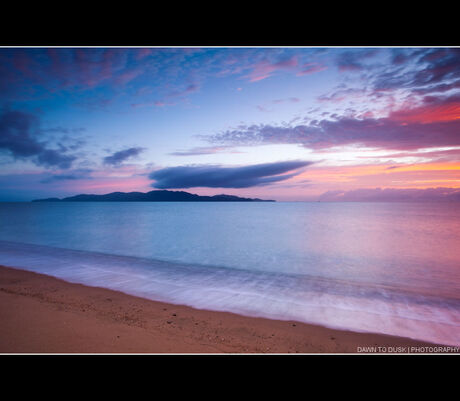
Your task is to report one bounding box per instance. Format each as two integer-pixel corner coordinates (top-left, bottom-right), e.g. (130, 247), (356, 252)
(32, 190), (275, 202)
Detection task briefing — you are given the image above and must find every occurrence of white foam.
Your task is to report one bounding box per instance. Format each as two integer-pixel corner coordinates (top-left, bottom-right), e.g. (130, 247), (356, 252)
(1, 240), (459, 346)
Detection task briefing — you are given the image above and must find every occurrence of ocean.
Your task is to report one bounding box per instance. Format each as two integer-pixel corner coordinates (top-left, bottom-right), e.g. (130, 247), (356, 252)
(0, 201), (459, 346)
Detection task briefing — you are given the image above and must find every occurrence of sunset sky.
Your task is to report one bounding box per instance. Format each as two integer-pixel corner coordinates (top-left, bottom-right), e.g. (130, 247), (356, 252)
(1, 46), (459, 201)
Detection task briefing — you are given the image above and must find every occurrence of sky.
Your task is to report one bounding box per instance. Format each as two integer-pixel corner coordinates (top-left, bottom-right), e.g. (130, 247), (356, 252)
(0, 46), (459, 201)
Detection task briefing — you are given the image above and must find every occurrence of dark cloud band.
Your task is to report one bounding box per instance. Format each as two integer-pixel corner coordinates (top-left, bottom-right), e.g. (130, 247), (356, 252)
(0, 109), (77, 169)
(149, 160), (313, 189)
(103, 147), (145, 165)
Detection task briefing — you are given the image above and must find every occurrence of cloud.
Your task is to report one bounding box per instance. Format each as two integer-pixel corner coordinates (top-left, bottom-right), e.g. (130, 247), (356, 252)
(208, 118), (460, 151)
(360, 148), (460, 163)
(272, 97), (300, 104)
(36, 149), (76, 169)
(318, 187), (460, 202)
(296, 63), (327, 76)
(149, 160), (314, 189)
(245, 56), (299, 82)
(168, 83), (200, 98)
(388, 93), (460, 123)
(0, 109), (77, 169)
(0, 48), (148, 100)
(131, 82), (200, 108)
(317, 88), (366, 103)
(413, 79), (460, 95)
(206, 95), (460, 152)
(372, 48), (460, 93)
(411, 48), (460, 87)
(169, 146), (243, 156)
(103, 147), (145, 165)
(0, 110), (42, 156)
(41, 126), (86, 135)
(0, 48), (326, 110)
(256, 97), (301, 113)
(335, 49), (379, 72)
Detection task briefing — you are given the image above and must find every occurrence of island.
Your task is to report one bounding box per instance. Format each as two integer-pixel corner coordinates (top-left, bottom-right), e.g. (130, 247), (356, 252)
(32, 190), (275, 202)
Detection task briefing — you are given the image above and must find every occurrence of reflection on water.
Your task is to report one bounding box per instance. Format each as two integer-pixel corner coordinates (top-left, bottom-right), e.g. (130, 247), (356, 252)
(0, 201), (459, 344)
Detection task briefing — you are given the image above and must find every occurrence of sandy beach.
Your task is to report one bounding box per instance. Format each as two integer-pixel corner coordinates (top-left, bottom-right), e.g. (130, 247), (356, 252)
(0, 264), (453, 354)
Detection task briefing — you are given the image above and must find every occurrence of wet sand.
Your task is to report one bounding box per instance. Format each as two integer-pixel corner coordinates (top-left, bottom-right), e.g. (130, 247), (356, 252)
(0, 265), (451, 354)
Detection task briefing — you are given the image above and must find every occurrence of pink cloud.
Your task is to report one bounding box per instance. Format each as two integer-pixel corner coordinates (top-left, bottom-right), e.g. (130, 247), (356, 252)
(273, 97), (300, 104)
(389, 94), (460, 124)
(245, 56), (299, 82)
(296, 63), (327, 76)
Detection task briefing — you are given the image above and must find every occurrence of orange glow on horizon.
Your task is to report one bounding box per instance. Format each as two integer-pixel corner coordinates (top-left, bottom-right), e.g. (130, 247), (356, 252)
(289, 161), (460, 190)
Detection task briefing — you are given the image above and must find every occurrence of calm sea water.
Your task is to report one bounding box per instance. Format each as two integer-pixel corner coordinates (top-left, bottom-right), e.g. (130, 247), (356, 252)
(0, 201), (459, 345)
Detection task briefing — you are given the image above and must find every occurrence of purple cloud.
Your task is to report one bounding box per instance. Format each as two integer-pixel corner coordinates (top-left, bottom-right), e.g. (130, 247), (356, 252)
(103, 147), (145, 165)
(208, 118), (460, 151)
(336, 49), (379, 72)
(413, 79), (460, 95)
(412, 48), (460, 87)
(0, 109), (77, 169)
(272, 97), (300, 104)
(207, 94), (460, 152)
(317, 87), (366, 103)
(0, 48), (146, 98)
(149, 160), (314, 189)
(372, 48), (460, 93)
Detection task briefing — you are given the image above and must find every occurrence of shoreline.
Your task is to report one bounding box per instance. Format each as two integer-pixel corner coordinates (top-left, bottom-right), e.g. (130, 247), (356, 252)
(0, 264), (456, 354)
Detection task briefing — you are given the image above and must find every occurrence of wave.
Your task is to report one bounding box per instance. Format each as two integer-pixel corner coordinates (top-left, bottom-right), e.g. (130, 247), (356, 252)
(0, 240), (459, 346)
